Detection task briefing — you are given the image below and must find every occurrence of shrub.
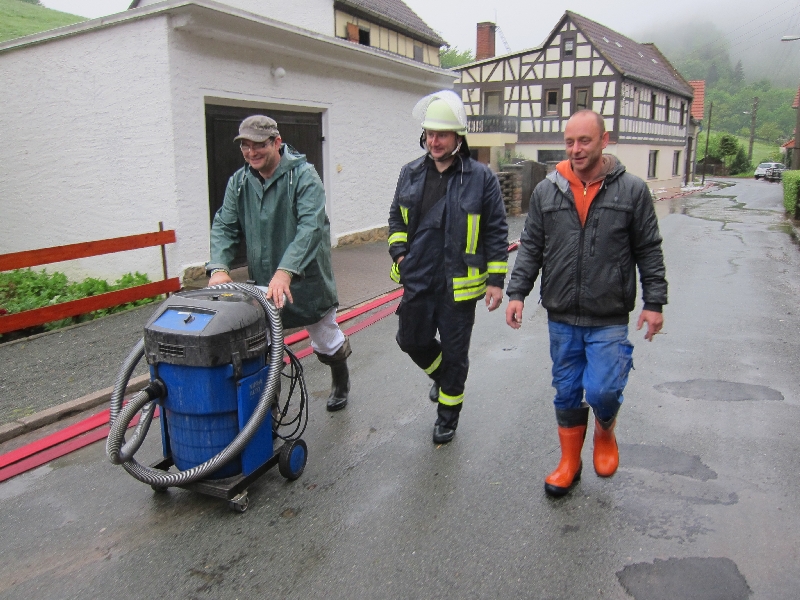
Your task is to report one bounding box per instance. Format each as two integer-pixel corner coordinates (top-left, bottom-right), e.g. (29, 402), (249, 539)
(729, 146), (751, 175)
(0, 269), (157, 335)
(783, 170), (800, 216)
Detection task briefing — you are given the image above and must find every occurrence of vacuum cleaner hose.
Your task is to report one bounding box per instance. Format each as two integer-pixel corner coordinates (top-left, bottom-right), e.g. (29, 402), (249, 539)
(106, 282), (285, 488)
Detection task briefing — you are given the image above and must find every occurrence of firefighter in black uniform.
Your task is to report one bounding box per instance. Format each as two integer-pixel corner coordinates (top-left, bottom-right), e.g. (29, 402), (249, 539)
(388, 90), (509, 444)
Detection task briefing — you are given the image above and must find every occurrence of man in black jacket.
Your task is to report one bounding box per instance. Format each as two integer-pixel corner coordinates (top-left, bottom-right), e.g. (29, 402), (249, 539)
(505, 110), (667, 497)
(389, 90), (508, 444)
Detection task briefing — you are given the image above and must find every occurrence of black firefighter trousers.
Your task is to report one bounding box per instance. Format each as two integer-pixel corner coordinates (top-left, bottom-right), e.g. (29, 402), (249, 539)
(395, 291), (477, 428)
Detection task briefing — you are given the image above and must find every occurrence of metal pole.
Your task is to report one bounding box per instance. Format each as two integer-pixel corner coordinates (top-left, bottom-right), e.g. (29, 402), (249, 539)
(702, 102), (713, 185)
(748, 96), (759, 163)
(683, 136), (693, 186)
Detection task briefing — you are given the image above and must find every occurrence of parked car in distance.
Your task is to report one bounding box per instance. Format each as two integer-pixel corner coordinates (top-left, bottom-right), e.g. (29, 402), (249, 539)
(754, 162), (786, 180)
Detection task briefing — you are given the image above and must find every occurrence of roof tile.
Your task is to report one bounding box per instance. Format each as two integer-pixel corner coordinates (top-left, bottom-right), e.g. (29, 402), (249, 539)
(689, 80), (705, 120)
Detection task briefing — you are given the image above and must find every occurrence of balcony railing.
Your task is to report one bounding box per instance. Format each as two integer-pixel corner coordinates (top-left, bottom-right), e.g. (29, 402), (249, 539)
(467, 115), (519, 134)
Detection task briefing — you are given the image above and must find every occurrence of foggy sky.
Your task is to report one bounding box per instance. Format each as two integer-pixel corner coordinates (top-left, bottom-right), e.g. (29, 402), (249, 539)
(40, 0), (800, 85)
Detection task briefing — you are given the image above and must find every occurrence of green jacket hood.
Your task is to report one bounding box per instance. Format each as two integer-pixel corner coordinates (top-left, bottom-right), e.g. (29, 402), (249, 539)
(271, 144), (307, 180)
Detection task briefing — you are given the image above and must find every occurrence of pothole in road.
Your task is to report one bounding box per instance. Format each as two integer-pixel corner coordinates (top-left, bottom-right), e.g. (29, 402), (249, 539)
(619, 444), (716, 480)
(617, 557), (751, 600)
(655, 379), (784, 402)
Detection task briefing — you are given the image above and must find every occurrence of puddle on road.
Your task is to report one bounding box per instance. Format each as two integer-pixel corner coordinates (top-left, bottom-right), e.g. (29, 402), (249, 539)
(656, 185), (800, 243)
(617, 557), (751, 600)
(655, 379), (784, 402)
(619, 444), (716, 481)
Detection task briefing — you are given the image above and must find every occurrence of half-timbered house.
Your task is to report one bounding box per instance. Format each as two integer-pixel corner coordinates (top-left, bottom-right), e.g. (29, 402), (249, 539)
(455, 11), (695, 187)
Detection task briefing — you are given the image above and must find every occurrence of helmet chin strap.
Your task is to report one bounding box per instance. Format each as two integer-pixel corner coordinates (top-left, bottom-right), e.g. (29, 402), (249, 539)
(425, 136), (462, 161)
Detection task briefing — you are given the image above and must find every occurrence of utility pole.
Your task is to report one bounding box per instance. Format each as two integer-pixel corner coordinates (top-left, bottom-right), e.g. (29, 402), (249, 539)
(702, 101), (713, 185)
(794, 88), (800, 169)
(748, 96), (759, 163)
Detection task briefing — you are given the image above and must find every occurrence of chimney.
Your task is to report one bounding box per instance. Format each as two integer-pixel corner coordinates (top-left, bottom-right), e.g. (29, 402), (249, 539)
(476, 22), (496, 61)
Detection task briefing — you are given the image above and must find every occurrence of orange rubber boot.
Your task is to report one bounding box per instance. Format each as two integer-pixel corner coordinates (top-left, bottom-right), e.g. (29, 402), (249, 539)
(593, 417), (619, 477)
(544, 424), (587, 497)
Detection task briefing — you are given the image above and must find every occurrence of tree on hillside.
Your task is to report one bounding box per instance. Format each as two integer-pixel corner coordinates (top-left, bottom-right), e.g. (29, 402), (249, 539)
(733, 60), (744, 85)
(440, 46), (474, 69)
(18, 0), (43, 4)
(707, 63), (720, 87)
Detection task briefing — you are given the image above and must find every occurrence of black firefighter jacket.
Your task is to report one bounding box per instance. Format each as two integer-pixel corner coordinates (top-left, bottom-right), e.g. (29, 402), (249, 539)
(388, 155), (509, 304)
(506, 157), (667, 327)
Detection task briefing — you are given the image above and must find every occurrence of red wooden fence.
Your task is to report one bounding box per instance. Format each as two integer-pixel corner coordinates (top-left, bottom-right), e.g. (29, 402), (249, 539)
(0, 228), (180, 335)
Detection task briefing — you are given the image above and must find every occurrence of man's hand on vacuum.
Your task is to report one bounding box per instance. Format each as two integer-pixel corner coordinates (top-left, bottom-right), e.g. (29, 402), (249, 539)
(266, 269), (293, 309)
(209, 270), (233, 286)
(505, 300), (524, 329)
(485, 285), (503, 312)
(637, 309), (664, 341)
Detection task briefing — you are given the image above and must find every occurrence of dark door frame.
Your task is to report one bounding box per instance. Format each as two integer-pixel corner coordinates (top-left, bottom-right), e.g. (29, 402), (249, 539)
(205, 104), (324, 269)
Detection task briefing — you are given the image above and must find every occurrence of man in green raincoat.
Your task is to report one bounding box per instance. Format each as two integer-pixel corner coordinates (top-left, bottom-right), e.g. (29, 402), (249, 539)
(206, 115), (351, 411)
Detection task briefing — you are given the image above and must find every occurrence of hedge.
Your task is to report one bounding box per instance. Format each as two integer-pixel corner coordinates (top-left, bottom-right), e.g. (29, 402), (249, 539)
(783, 170), (800, 216)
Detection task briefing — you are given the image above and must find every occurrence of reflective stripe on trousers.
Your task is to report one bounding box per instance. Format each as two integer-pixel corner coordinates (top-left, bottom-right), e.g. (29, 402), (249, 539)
(395, 292), (477, 404)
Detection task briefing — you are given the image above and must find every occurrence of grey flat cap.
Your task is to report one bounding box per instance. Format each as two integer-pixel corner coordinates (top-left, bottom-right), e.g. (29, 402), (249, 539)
(234, 115), (280, 142)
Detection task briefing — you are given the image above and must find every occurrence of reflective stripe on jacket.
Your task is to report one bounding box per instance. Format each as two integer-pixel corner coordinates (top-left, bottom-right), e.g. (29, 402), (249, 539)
(387, 155), (508, 302)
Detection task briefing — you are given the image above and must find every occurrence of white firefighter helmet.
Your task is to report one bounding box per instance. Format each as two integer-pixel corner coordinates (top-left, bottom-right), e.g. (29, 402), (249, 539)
(412, 90), (468, 136)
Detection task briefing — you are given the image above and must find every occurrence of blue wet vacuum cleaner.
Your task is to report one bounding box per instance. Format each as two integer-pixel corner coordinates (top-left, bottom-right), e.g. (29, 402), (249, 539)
(106, 283), (308, 512)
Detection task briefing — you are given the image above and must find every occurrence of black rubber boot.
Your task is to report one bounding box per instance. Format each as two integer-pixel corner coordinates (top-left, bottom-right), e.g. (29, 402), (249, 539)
(429, 381), (439, 402)
(315, 338), (352, 412)
(433, 402), (461, 444)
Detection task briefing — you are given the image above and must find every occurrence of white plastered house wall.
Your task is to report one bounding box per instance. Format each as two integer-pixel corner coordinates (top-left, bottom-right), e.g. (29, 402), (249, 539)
(0, 1), (455, 283)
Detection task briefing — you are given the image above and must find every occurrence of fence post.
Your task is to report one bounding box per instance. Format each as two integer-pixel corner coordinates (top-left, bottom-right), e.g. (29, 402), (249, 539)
(159, 221), (170, 297)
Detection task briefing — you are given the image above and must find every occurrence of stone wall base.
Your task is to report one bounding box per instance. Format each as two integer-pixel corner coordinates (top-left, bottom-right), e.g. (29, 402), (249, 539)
(336, 226), (388, 247)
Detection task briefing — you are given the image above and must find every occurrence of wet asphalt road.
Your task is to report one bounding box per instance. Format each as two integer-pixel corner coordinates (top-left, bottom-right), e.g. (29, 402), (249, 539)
(1, 178), (799, 599)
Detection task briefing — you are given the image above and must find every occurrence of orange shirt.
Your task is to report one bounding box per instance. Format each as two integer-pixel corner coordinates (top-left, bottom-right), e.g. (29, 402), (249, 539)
(555, 160), (604, 227)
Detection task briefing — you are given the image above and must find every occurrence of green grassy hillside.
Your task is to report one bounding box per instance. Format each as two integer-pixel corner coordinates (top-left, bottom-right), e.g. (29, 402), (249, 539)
(0, 0), (86, 44)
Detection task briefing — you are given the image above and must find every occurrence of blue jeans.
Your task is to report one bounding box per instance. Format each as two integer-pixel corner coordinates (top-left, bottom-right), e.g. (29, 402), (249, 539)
(548, 321), (634, 422)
